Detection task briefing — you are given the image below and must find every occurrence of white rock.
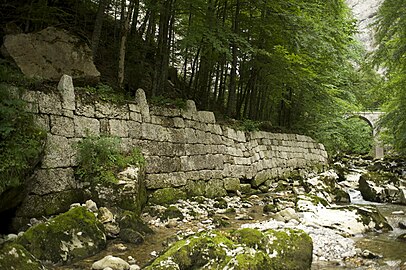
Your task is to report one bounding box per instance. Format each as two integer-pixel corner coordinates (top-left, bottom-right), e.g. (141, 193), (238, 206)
(129, 265), (141, 270)
(86, 200), (98, 212)
(92, 255), (130, 270)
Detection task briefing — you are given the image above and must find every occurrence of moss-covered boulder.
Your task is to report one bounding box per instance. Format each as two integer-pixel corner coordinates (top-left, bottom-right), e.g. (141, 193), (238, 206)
(0, 243), (47, 270)
(17, 206), (106, 264)
(118, 211), (153, 244)
(144, 228), (312, 270)
(148, 188), (187, 205)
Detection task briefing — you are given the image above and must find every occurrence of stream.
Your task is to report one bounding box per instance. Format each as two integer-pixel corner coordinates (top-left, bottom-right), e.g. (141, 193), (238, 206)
(50, 157), (406, 270)
(331, 165), (406, 269)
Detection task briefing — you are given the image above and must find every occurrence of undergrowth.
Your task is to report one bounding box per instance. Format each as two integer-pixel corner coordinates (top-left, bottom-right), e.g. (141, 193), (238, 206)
(75, 135), (145, 184)
(0, 84), (46, 193)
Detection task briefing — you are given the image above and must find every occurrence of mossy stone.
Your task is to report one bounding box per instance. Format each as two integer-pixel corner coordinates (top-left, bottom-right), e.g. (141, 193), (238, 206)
(148, 188), (187, 205)
(232, 228), (264, 248)
(17, 206), (106, 264)
(263, 203), (278, 213)
(262, 228), (313, 270)
(119, 211), (153, 236)
(16, 190), (84, 218)
(161, 206), (184, 220)
(185, 181), (206, 197)
(0, 243), (46, 270)
(145, 228), (313, 270)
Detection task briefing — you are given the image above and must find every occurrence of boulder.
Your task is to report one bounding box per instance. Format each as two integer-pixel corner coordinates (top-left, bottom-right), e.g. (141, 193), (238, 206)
(1, 27), (100, 82)
(0, 243), (46, 270)
(17, 206), (106, 264)
(92, 255), (130, 270)
(87, 166), (147, 215)
(359, 172), (399, 203)
(144, 228), (313, 270)
(148, 187), (186, 205)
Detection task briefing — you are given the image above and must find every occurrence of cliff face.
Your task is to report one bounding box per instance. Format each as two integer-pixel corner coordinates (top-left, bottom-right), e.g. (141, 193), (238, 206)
(346, 0), (384, 51)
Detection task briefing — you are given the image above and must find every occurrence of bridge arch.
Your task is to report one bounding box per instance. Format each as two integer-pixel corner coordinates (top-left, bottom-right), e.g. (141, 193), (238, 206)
(346, 111), (384, 158)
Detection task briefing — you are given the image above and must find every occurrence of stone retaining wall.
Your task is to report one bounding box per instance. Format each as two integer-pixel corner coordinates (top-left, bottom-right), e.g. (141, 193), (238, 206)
(19, 75), (328, 217)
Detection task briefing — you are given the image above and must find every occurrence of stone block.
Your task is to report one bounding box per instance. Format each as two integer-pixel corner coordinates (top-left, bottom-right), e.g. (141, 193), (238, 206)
(184, 180), (206, 197)
(34, 114), (50, 132)
(128, 121), (141, 139)
(50, 115), (74, 137)
(37, 91), (62, 114)
(95, 101), (129, 119)
(74, 116), (100, 137)
(184, 128), (198, 144)
(180, 154), (224, 171)
(138, 141), (185, 157)
(109, 119), (129, 137)
(130, 111), (142, 122)
(205, 179), (227, 198)
(185, 143), (209, 155)
(30, 168), (76, 195)
(141, 123), (169, 141)
(151, 115), (173, 127)
(76, 97), (95, 117)
(197, 111), (216, 123)
(251, 171), (272, 187)
(167, 128), (186, 143)
(145, 172), (187, 189)
(42, 135), (75, 168)
(145, 156), (181, 174)
(173, 117), (185, 128)
(224, 178), (240, 191)
(128, 103), (140, 112)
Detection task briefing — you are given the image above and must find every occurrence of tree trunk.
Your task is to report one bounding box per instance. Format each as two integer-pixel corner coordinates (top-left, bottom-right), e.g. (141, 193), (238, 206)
(227, 0), (240, 118)
(117, 0), (135, 88)
(91, 0), (110, 58)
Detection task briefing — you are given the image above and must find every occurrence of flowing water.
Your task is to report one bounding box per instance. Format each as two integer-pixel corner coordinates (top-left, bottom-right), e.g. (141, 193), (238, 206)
(344, 167), (406, 269)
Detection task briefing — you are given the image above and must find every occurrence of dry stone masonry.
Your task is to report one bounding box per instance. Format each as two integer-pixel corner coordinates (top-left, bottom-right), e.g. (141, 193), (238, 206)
(19, 75), (328, 219)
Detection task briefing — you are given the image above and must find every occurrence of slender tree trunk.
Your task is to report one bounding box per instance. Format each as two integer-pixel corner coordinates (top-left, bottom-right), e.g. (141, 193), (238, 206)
(227, 0), (240, 118)
(92, 0), (110, 58)
(117, 0), (135, 88)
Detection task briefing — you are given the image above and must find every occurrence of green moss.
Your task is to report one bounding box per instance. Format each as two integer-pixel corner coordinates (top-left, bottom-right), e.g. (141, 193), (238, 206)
(16, 190), (84, 218)
(145, 228), (312, 270)
(232, 252), (271, 270)
(262, 228), (313, 270)
(263, 203), (278, 213)
(0, 243), (46, 270)
(75, 135), (145, 185)
(17, 206), (106, 264)
(232, 228), (264, 248)
(148, 188), (187, 205)
(144, 231), (234, 269)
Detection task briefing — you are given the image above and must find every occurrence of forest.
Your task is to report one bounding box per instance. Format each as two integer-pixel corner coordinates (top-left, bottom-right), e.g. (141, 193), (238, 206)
(0, 0), (404, 155)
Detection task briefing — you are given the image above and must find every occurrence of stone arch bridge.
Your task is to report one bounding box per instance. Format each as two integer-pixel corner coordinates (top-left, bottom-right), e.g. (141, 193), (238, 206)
(347, 111), (385, 158)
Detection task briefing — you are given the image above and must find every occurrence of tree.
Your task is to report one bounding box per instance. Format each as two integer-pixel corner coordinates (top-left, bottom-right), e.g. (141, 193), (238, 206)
(373, 0), (406, 153)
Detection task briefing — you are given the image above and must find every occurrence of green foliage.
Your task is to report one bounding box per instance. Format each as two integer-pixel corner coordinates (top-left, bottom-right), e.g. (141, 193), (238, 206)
(0, 61), (43, 87)
(150, 95), (187, 109)
(231, 119), (260, 132)
(75, 135), (145, 184)
(82, 83), (128, 104)
(0, 84), (46, 193)
(310, 116), (373, 156)
(373, 0), (406, 154)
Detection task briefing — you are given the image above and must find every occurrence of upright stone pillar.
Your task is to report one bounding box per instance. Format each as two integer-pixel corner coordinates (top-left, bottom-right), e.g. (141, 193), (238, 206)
(57, 74), (75, 111)
(135, 88), (151, 122)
